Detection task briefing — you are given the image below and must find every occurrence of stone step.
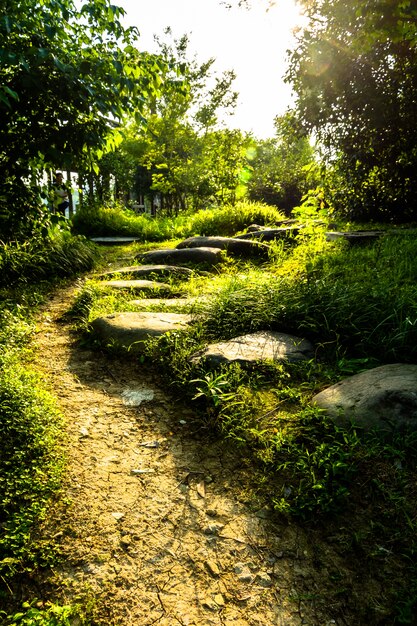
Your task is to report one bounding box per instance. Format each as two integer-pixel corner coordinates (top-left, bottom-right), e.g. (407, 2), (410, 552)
(313, 363), (417, 434)
(190, 331), (314, 368)
(176, 236), (271, 259)
(99, 265), (193, 280)
(129, 297), (205, 310)
(136, 247), (225, 267)
(90, 236), (140, 245)
(91, 312), (192, 352)
(234, 227), (300, 242)
(99, 280), (172, 294)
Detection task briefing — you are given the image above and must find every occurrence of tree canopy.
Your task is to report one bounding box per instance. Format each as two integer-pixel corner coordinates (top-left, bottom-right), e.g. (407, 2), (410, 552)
(107, 32), (249, 214)
(0, 0), (164, 237)
(287, 0), (417, 221)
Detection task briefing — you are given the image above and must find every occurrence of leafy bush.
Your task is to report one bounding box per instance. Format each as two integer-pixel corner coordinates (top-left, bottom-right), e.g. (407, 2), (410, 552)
(72, 203), (183, 240)
(187, 201), (285, 236)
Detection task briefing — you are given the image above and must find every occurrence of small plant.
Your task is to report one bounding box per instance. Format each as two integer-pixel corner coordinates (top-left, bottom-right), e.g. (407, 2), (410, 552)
(191, 372), (234, 407)
(5, 600), (80, 625)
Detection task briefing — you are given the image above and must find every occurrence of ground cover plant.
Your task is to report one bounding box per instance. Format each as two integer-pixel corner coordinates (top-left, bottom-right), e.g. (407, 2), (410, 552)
(0, 304), (69, 624)
(75, 213), (417, 622)
(0, 234), (101, 624)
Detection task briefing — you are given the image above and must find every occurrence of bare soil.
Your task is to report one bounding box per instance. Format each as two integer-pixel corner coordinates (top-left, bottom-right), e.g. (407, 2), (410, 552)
(29, 280), (386, 626)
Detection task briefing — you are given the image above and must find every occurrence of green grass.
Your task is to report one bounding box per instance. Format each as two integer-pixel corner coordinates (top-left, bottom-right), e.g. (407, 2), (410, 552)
(0, 232), (102, 623)
(0, 309), (65, 594)
(0, 230), (98, 289)
(71, 200), (286, 240)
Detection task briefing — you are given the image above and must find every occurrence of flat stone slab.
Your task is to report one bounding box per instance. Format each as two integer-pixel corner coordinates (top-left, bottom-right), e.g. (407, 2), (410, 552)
(99, 280), (172, 294)
(91, 312), (192, 352)
(100, 265), (193, 280)
(313, 363), (417, 433)
(129, 297), (204, 310)
(325, 231), (384, 244)
(190, 331), (314, 368)
(235, 227), (300, 242)
(136, 247), (224, 267)
(176, 236), (271, 258)
(90, 237), (140, 245)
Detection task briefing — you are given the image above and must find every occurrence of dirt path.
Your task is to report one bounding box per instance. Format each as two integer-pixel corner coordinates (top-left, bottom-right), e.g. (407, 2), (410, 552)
(32, 282), (349, 626)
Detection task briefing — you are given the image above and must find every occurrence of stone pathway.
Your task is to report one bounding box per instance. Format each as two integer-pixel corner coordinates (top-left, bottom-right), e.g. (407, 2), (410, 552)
(32, 285), (341, 626)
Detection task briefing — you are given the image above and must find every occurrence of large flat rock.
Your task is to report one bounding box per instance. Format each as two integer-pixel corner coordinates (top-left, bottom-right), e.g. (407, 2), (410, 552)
(99, 280), (172, 294)
(91, 312), (192, 352)
(190, 331), (314, 368)
(313, 363), (417, 433)
(325, 231), (384, 245)
(99, 265), (193, 280)
(235, 227), (300, 242)
(176, 236), (271, 258)
(129, 297), (204, 310)
(136, 247), (224, 267)
(90, 237), (139, 245)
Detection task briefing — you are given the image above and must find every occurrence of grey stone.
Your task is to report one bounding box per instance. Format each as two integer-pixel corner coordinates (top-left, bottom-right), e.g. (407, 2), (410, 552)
(91, 311), (192, 352)
(136, 247), (224, 267)
(100, 264), (193, 280)
(235, 227), (300, 242)
(99, 280), (172, 294)
(234, 563), (254, 583)
(190, 331), (314, 368)
(312, 363), (417, 433)
(176, 235), (271, 259)
(325, 230), (384, 245)
(90, 237), (139, 245)
(129, 297), (204, 310)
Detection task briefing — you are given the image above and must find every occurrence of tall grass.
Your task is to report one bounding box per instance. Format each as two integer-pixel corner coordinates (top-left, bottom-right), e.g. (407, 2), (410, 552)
(71, 201), (285, 240)
(199, 234), (417, 363)
(0, 230), (98, 288)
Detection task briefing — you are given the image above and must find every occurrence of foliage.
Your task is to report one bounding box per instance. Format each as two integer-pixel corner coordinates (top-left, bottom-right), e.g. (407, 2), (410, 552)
(187, 200), (285, 236)
(0, 0), (165, 239)
(287, 0), (417, 221)
(114, 31), (254, 214)
(4, 600), (81, 625)
(247, 112), (319, 213)
(0, 230), (98, 288)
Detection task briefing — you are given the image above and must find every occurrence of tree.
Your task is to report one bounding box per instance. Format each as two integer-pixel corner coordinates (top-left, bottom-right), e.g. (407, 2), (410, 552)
(0, 0), (164, 238)
(247, 112), (317, 213)
(286, 0), (417, 221)
(119, 31), (246, 214)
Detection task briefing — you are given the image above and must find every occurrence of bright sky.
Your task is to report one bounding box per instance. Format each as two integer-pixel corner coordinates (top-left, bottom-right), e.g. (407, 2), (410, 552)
(118, 0), (303, 139)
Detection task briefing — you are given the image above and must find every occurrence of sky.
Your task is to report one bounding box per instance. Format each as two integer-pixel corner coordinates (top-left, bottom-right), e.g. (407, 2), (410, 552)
(118, 0), (304, 139)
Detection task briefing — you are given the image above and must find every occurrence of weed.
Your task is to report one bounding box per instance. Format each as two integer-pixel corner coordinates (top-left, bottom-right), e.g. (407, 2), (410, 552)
(4, 600), (83, 625)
